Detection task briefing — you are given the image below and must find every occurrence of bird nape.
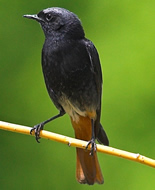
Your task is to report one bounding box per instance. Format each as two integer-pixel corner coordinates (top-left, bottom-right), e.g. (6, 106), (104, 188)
(24, 7), (109, 185)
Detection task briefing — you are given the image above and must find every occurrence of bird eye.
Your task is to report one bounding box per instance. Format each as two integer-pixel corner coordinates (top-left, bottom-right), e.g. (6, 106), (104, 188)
(46, 13), (52, 21)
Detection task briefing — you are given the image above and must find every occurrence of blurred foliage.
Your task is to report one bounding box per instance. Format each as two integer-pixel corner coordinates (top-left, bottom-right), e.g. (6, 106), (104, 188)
(0, 0), (154, 190)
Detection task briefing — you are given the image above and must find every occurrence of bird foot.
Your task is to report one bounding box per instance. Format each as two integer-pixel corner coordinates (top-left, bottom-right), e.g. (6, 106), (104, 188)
(30, 123), (44, 143)
(86, 139), (97, 156)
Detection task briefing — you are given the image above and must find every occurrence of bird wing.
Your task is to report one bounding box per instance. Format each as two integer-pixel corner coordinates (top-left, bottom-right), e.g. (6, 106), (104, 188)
(84, 39), (109, 146)
(84, 39), (102, 132)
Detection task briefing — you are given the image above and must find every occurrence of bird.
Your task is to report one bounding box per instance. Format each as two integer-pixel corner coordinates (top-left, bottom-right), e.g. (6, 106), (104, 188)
(24, 7), (109, 185)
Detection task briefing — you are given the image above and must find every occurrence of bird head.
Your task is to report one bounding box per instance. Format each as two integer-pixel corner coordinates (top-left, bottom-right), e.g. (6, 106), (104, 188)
(24, 7), (85, 40)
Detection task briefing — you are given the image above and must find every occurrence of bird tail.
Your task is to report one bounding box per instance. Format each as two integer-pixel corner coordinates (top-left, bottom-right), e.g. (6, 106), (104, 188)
(70, 115), (104, 185)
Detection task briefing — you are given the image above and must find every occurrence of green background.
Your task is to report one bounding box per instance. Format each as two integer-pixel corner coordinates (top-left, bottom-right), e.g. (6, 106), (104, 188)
(0, 0), (154, 189)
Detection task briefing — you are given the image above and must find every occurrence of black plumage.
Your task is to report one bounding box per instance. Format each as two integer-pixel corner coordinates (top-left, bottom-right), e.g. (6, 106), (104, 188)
(24, 7), (109, 184)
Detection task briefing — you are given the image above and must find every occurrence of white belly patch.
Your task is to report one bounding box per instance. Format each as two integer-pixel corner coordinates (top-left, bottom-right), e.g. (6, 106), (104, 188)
(59, 95), (86, 122)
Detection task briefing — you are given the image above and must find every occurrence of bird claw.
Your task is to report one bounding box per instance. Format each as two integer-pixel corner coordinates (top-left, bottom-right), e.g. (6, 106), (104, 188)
(30, 123), (44, 143)
(86, 139), (97, 156)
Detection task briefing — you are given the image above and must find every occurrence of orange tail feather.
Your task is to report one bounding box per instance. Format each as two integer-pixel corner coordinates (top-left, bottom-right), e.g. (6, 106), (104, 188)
(71, 115), (104, 185)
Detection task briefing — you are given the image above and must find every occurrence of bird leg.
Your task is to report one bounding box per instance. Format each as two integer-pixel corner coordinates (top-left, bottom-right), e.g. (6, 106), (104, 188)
(86, 119), (97, 156)
(30, 110), (65, 143)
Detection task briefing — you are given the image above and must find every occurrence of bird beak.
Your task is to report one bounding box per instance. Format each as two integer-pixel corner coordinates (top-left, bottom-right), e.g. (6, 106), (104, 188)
(23, 14), (44, 22)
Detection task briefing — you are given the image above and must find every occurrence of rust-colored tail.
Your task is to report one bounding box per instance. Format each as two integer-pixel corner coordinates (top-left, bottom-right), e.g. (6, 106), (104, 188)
(71, 115), (104, 185)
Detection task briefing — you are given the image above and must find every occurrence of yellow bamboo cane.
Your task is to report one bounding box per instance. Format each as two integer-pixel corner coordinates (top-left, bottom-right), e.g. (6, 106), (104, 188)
(0, 120), (154, 168)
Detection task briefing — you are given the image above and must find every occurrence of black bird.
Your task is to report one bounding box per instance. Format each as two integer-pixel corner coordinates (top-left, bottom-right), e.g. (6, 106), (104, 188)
(24, 7), (109, 185)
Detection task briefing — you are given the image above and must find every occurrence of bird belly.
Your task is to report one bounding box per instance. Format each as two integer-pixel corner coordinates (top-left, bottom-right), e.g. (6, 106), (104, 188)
(59, 95), (86, 122)
(59, 94), (96, 122)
